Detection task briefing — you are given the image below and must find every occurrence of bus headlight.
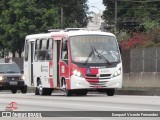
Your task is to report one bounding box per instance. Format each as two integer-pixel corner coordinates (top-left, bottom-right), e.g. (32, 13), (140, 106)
(113, 68), (121, 77)
(73, 69), (82, 77)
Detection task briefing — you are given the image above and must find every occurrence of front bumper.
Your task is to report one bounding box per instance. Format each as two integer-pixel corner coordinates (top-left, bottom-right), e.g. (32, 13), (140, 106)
(70, 75), (122, 90)
(0, 80), (25, 90)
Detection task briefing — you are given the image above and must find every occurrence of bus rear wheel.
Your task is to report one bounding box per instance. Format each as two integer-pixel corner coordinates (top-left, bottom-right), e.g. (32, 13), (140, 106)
(106, 89), (115, 96)
(35, 87), (39, 95)
(36, 80), (52, 96)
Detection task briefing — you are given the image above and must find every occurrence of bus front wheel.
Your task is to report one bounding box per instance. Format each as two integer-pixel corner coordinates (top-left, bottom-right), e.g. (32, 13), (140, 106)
(106, 89), (115, 96)
(62, 79), (72, 96)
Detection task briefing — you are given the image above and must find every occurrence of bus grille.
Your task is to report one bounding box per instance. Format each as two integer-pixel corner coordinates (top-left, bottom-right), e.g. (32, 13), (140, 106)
(85, 74), (111, 78)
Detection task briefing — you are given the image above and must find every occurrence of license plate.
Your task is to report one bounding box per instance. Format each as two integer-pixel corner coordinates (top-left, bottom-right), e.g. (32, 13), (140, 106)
(99, 69), (108, 74)
(10, 82), (17, 85)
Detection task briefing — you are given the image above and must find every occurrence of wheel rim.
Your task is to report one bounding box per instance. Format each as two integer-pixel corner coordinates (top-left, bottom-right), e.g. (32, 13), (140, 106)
(38, 83), (43, 95)
(39, 86), (43, 95)
(62, 80), (68, 96)
(64, 83), (67, 96)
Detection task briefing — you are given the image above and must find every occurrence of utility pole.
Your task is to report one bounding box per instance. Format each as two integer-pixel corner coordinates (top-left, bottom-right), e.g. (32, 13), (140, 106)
(114, 0), (117, 34)
(61, 5), (63, 29)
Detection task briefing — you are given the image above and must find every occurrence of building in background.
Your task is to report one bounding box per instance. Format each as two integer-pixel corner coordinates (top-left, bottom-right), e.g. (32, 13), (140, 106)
(86, 12), (105, 31)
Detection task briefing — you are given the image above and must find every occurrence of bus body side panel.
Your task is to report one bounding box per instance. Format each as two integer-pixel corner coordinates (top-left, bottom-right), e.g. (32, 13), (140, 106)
(59, 60), (69, 87)
(49, 62), (54, 88)
(33, 62), (51, 88)
(24, 61), (29, 86)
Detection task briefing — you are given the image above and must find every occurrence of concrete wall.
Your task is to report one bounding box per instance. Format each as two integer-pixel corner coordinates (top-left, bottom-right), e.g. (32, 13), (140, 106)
(121, 48), (160, 90)
(122, 47), (160, 73)
(123, 72), (160, 88)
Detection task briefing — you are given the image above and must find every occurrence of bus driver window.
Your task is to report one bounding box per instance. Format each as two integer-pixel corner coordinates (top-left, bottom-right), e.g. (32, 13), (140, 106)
(62, 41), (68, 60)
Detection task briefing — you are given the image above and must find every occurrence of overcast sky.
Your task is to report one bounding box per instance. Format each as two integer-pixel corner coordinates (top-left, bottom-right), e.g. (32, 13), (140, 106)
(87, 0), (105, 13)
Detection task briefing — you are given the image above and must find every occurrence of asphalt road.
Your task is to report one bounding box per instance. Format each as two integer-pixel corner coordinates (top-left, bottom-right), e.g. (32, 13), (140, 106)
(0, 91), (160, 120)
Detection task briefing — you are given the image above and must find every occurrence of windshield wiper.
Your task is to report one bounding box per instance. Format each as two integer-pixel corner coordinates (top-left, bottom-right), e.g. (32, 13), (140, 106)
(84, 45), (95, 65)
(92, 46), (111, 65)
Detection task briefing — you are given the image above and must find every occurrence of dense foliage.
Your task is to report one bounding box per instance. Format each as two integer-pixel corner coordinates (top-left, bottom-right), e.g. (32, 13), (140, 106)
(0, 0), (88, 57)
(103, 0), (160, 50)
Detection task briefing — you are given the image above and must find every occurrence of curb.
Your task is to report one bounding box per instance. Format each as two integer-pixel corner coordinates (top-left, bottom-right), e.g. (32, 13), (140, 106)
(27, 87), (160, 96)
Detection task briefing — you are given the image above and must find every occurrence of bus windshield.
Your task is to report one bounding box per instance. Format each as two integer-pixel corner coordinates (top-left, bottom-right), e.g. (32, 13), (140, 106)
(70, 35), (120, 64)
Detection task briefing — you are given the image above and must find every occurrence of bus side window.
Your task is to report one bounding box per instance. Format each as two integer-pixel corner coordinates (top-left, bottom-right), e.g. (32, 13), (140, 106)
(39, 51), (46, 60)
(35, 38), (53, 61)
(41, 39), (47, 50)
(40, 39), (46, 61)
(34, 39), (40, 62)
(46, 38), (53, 61)
(61, 41), (68, 60)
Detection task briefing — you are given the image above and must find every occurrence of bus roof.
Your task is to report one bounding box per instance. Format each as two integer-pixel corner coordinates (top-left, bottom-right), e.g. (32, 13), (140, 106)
(25, 33), (52, 40)
(25, 30), (116, 41)
(64, 30), (115, 37)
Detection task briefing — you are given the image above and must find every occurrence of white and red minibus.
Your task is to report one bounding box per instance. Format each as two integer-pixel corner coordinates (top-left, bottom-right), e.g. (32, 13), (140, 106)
(24, 29), (122, 96)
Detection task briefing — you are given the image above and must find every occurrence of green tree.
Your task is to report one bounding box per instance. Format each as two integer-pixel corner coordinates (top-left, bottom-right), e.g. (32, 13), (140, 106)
(0, 0), (89, 57)
(103, 0), (160, 32)
(53, 0), (88, 28)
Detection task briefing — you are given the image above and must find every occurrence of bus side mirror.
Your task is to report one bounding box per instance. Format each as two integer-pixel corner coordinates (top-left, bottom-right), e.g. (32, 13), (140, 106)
(119, 44), (122, 54)
(62, 42), (67, 51)
(21, 70), (24, 74)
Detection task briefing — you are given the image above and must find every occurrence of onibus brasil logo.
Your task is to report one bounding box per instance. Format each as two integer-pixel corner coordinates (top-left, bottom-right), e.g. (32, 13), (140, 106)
(5, 102), (18, 111)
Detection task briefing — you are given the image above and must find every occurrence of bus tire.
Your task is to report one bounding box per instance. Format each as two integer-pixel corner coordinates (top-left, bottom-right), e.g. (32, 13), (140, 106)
(37, 80), (45, 96)
(106, 89), (115, 96)
(65, 89), (72, 96)
(35, 87), (39, 95)
(44, 88), (52, 95)
(62, 79), (72, 96)
(37, 80), (52, 96)
(39, 87), (45, 96)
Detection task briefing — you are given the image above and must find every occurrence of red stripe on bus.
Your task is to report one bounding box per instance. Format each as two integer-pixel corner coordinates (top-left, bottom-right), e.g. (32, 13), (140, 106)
(50, 78), (54, 88)
(49, 62), (53, 77)
(91, 68), (98, 74)
(86, 79), (99, 83)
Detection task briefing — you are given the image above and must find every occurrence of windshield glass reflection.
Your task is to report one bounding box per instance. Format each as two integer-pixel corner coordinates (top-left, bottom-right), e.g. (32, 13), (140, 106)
(70, 35), (120, 64)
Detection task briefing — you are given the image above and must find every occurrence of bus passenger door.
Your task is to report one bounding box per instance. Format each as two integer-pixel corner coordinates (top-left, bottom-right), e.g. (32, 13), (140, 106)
(53, 40), (61, 88)
(24, 40), (35, 87)
(26, 41), (35, 86)
(30, 41), (34, 86)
